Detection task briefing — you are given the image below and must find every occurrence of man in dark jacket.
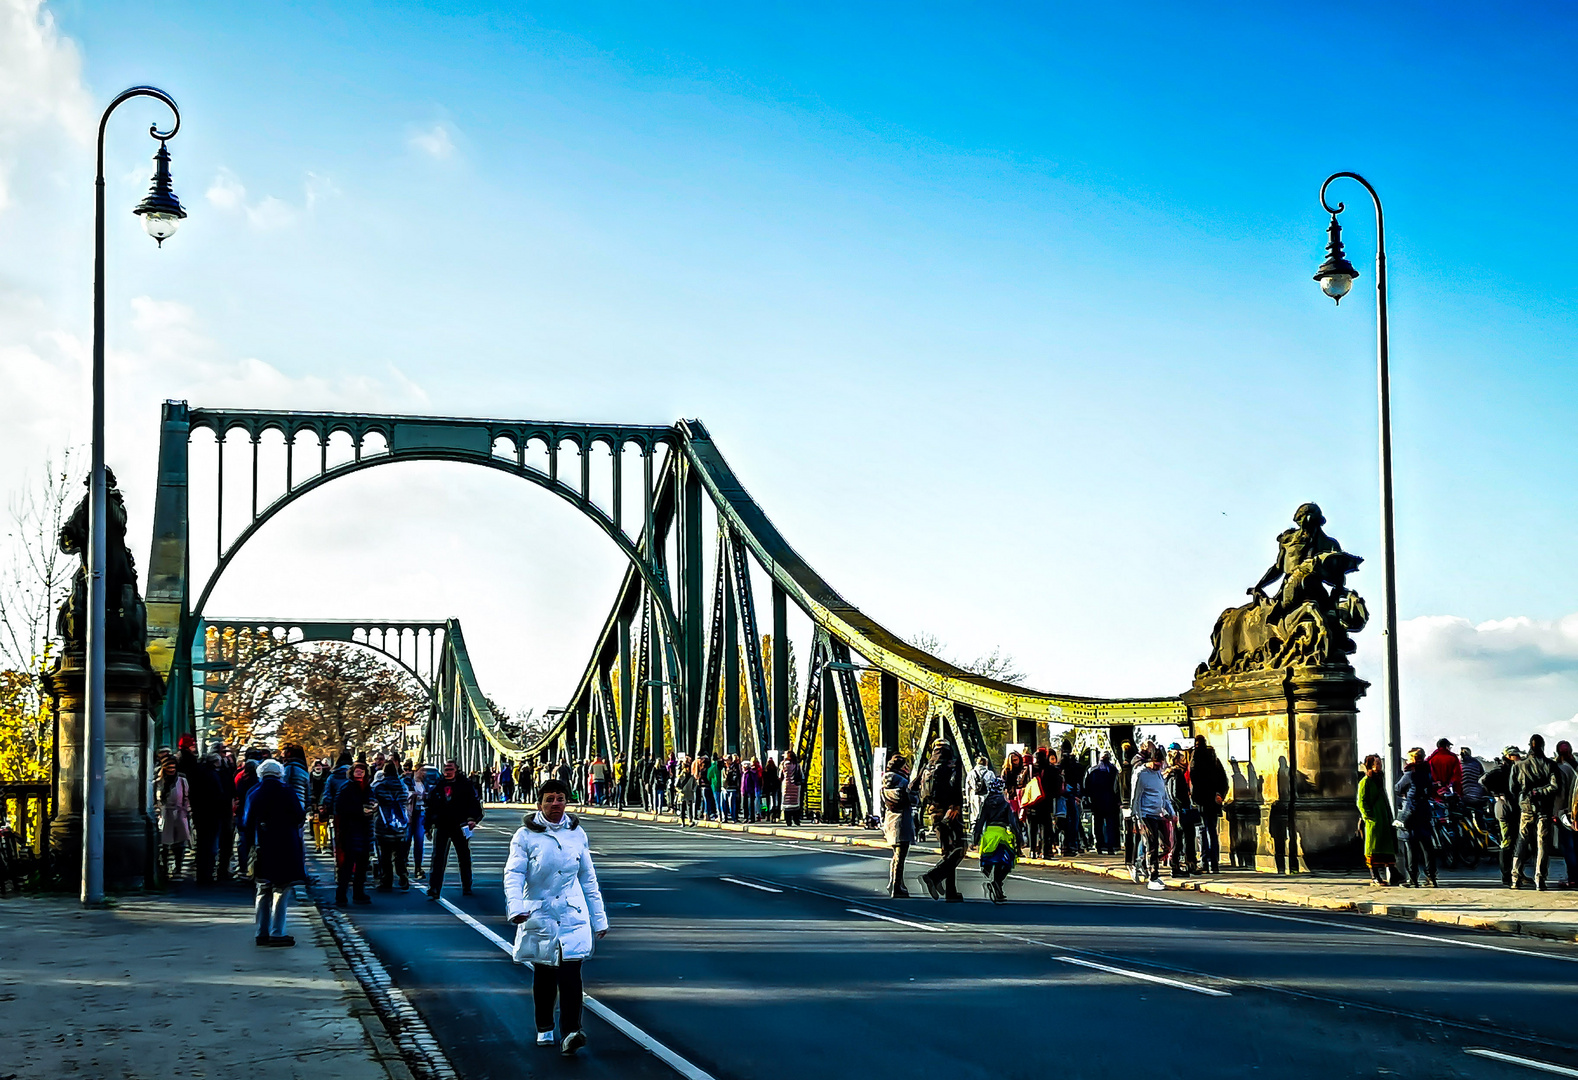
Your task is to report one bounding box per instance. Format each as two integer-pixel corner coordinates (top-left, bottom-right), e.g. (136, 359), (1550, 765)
(1510, 734), (1560, 890)
(243, 759), (307, 945)
(426, 759), (483, 899)
(1085, 753), (1121, 854)
(1189, 736), (1230, 873)
(917, 741), (965, 902)
(188, 755), (229, 886)
(1481, 747), (1522, 886)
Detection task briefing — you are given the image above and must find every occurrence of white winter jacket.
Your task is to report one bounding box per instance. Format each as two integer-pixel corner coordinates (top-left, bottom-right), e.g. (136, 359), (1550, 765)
(503, 812), (608, 963)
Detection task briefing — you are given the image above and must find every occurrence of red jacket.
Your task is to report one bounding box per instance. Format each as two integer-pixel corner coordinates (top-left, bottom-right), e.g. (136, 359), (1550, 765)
(1427, 748), (1464, 797)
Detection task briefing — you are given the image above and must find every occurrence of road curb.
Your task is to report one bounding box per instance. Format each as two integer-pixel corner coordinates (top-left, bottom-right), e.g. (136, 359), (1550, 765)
(302, 870), (461, 1080)
(574, 804), (1578, 944)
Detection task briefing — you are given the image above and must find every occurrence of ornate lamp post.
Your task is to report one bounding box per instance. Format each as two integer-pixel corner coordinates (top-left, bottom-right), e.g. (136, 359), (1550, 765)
(84, 87), (185, 905)
(1315, 172), (1401, 806)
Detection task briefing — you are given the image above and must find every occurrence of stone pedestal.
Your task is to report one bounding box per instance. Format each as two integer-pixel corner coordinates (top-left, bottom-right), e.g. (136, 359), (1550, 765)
(1183, 665), (1365, 872)
(46, 652), (160, 890)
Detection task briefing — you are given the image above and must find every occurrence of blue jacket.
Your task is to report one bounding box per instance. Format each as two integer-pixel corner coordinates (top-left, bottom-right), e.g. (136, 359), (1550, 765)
(1132, 766), (1175, 819)
(372, 773), (411, 840)
(242, 776), (307, 885)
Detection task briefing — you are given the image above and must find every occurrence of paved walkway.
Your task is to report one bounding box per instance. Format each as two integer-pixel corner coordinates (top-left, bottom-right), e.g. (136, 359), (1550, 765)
(567, 803), (1578, 943)
(0, 885), (409, 1080)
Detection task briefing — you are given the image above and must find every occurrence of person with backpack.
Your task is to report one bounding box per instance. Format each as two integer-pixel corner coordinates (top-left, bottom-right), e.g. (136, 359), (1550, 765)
(973, 776), (1024, 904)
(916, 740), (966, 902)
(965, 754), (994, 828)
(372, 761), (412, 892)
(780, 751), (803, 827)
(1481, 746), (1522, 886)
(1395, 748), (1438, 888)
(333, 762), (377, 906)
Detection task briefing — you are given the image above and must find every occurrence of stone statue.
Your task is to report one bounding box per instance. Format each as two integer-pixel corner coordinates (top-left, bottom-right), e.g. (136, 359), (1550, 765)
(57, 468), (148, 655)
(1200, 503), (1368, 675)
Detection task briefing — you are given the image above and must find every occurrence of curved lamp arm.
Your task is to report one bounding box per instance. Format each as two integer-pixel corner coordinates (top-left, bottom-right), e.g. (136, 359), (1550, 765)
(1320, 170), (1383, 256)
(97, 85), (181, 179)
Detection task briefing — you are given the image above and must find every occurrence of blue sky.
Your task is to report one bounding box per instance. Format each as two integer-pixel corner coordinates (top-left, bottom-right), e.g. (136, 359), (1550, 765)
(5, 1), (1578, 752)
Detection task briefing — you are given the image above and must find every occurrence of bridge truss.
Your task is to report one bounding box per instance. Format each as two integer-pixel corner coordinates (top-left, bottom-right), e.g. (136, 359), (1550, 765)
(144, 402), (1183, 820)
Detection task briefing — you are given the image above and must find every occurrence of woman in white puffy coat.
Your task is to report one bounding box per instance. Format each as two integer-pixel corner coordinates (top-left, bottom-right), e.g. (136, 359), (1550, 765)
(504, 777), (608, 1056)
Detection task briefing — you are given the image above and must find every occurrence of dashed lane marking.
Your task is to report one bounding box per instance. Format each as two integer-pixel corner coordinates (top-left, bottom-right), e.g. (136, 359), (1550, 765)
(1053, 955), (1232, 997)
(845, 907), (947, 932)
(720, 877), (783, 893)
(1464, 1049), (1578, 1076)
(434, 897), (718, 1080)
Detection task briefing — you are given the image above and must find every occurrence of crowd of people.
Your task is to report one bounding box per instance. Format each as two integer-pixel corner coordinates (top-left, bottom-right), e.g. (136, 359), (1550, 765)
(1359, 735), (1578, 891)
(871, 734), (1231, 902)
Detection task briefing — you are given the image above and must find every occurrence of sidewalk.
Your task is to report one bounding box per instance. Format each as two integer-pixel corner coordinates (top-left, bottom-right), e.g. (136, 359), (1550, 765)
(0, 884), (410, 1080)
(573, 803), (1578, 944)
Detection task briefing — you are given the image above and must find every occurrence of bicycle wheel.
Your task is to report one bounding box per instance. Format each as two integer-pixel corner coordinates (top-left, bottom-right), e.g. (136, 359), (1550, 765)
(1455, 829), (1481, 870)
(1434, 825), (1459, 869)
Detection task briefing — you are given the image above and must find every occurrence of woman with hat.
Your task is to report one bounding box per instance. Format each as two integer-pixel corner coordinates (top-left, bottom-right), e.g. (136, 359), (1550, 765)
(242, 758), (308, 944)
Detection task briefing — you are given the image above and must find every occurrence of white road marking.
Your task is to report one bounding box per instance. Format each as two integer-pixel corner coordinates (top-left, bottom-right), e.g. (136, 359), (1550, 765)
(433, 897), (718, 1080)
(845, 907), (946, 932)
(720, 877), (783, 893)
(1053, 955), (1232, 997)
(1464, 1048), (1578, 1076)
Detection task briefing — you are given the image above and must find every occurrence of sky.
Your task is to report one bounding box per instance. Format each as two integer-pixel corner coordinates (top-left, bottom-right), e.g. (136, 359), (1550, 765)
(4, 0), (1578, 755)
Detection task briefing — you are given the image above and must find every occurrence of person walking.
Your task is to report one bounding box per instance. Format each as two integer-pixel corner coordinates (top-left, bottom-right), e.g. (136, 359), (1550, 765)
(707, 755), (724, 821)
(965, 754), (994, 828)
(675, 757), (697, 825)
(505, 779), (609, 1057)
(916, 741), (966, 902)
(972, 776), (1023, 904)
(1395, 748), (1438, 888)
(408, 760), (429, 882)
(1060, 739), (1086, 854)
(780, 751), (803, 827)
(761, 755), (781, 821)
(880, 753), (916, 898)
(1481, 747), (1523, 886)
(242, 759), (307, 945)
(372, 761), (412, 892)
(722, 755), (742, 822)
(1132, 750), (1175, 891)
(426, 759), (483, 899)
(1510, 733), (1561, 891)
(1356, 754), (1398, 885)
(333, 761), (377, 906)
(501, 759), (516, 804)
(1554, 741), (1577, 889)
(155, 756), (192, 882)
(1085, 751), (1121, 855)
(740, 758), (761, 823)
(651, 756), (670, 815)
(1189, 735), (1229, 873)
(1164, 747), (1195, 877)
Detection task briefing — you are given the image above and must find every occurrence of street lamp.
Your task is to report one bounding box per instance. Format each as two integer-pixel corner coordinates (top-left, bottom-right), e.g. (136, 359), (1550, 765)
(84, 87), (184, 906)
(1315, 171), (1402, 806)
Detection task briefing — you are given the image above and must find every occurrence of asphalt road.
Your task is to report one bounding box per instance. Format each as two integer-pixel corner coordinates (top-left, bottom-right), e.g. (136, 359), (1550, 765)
(323, 812), (1578, 1080)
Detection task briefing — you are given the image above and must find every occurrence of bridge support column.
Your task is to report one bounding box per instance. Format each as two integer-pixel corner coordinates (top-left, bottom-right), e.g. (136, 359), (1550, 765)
(771, 584), (789, 755)
(46, 652), (158, 890)
(879, 673), (899, 758)
(723, 578), (740, 756)
(820, 673), (839, 824)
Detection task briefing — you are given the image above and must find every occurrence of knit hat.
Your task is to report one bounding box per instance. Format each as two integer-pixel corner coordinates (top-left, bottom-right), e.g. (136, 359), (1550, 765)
(257, 759), (285, 780)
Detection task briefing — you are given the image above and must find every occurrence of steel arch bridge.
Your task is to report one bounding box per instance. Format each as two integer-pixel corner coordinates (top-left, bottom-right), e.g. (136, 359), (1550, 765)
(144, 401), (1183, 819)
(195, 617), (522, 773)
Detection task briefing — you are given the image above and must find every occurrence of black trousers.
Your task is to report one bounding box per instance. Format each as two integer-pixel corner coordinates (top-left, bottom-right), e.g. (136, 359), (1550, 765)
(335, 847), (370, 900)
(429, 824), (472, 895)
(924, 813), (966, 896)
(534, 960), (584, 1034)
(377, 836), (410, 888)
(1402, 827), (1436, 884)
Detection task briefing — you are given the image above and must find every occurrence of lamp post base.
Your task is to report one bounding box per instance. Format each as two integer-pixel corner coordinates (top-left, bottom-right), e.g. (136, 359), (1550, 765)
(47, 651), (159, 891)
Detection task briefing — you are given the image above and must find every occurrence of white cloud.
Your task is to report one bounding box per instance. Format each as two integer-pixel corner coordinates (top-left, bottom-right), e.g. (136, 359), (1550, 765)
(203, 166), (337, 229)
(0, 0), (93, 215)
(1356, 612), (1578, 755)
(408, 123), (455, 160)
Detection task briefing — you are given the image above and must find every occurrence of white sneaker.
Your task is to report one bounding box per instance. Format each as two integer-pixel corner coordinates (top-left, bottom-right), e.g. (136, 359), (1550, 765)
(536, 1032), (555, 1047)
(1146, 879), (1166, 891)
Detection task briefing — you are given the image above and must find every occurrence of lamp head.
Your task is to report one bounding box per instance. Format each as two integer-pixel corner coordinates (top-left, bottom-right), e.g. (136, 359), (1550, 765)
(132, 139), (186, 246)
(1314, 213), (1358, 304)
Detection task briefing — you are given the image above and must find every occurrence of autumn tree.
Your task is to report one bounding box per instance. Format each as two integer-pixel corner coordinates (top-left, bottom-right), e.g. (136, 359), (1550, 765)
(0, 453), (76, 781)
